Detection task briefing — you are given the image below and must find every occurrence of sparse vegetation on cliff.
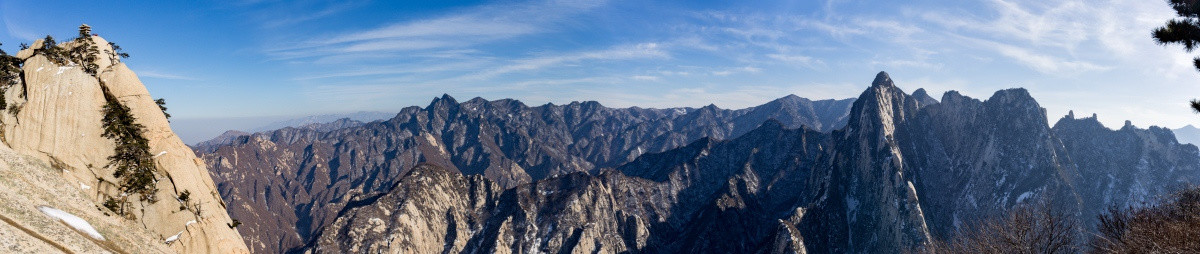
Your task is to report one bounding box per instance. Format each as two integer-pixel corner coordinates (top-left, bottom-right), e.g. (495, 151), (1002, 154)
(1090, 186), (1200, 253)
(0, 43), (19, 110)
(924, 201), (1078, 254)
(924, 187), (1200, 253)
(155, 98), (170, 120)
(100, 83), (159, 213)
(68, 25), (101, 75)
(35, 36), (70, 65)
(107, 42), (129, 62)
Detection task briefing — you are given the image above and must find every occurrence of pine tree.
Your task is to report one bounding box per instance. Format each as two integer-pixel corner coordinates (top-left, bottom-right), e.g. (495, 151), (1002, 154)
(69, 24), (100, 75)
(108, 42), (129, 60)
(0, 42), (19, 110)
(37, 35), (69, 65)
(155, 98), (170, 119)
(101, 87), (158, 203)
(1154, 0), (1200, 113)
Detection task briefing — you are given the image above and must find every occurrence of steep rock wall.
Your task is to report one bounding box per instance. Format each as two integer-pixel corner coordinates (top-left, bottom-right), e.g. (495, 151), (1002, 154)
(2, 35), (248, 253)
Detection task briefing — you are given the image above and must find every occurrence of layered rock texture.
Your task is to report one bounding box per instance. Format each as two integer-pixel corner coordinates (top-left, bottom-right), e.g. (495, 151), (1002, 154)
(198, 93), (854, 253)
(0, 33), (248, 252)
(199, 72), (1200, 253)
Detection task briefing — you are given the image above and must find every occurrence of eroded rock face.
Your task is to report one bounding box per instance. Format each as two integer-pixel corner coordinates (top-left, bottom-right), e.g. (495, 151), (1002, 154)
(0, 35), (248, 253)
(817, 72), (932, 253)
(314, 121), (831, 253)
(198, 94), (854, 253)
(299, 72), (1200, 253)
(0, 142), (173, 253)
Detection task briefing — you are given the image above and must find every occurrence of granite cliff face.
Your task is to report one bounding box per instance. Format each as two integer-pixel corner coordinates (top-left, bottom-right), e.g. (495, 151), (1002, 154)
(312, 119), (831, 253)
(0, 31), (247, 253)
(200, 72), (1200, 253)
(198, 94), (854, 253)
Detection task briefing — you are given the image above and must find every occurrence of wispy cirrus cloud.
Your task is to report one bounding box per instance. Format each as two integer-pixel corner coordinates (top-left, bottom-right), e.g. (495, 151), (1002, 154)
(267, 0), (607, 61)
(139, 71), (200, 81)
(1, 2), (40, 42)
(459, 43), (668, 80)
(711, 66), (761, 76)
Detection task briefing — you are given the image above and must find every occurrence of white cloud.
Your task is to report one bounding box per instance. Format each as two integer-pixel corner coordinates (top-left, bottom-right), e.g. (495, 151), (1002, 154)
(631, 75), (660, 81)
(460, 43), (668, 80)
(570, 82), (860, 110)
(712, 66), (761, 76)
(985, 39), (1110, 73)
(259, 1), (367, 28)
(268, 0), (606, 60)
(295, 60), (487, 80)
(767, 53), (825, 69)
(870, 59), (943, 70)
(139, 71), (200, 81)
(1, 2), (39, 42)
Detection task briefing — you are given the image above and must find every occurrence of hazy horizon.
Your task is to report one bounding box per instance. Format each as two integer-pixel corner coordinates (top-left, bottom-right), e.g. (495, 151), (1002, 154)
(4, 0), (1199, 131)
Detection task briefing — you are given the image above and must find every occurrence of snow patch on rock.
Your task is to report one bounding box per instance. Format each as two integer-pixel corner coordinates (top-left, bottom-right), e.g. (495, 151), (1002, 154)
(37, 206), (105, 241)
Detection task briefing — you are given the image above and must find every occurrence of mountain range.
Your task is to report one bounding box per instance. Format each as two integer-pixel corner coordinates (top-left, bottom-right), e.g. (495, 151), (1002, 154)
(194, 72), (1200, 253)
(198, 90), (854, 253)
(171, 111), (395, 145)
(1172, 124), (1200, 145)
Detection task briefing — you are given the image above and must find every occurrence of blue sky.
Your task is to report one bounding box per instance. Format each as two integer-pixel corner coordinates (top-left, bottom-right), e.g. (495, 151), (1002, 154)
(2, 0), (1199, 134)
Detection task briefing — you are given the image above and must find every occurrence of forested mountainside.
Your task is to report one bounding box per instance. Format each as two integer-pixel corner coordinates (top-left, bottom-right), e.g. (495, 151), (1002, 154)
(199, 72), (1200, 253)
(197, 93), (853, 253)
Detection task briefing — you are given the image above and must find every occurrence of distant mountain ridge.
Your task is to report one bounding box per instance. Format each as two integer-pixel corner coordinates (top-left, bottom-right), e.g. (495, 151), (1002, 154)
(197, 93), (854, 253)
(1173, 124), (1200, 145)
(249, 111), (394, 133)
(172, 111), (393, 145)
(303, 72), (1200, 253)
(196, 72), (1200, 253)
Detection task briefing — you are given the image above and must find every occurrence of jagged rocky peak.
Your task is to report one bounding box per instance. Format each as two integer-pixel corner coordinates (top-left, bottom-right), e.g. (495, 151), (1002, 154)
(986, 88), (1037, 107)
(771, 94), (806, 104)
(192, 71), (1200, 253)
(872, 71), (895, 87)
(428, 93), (459, 109)
(984, 88), (1048, 126)
(1053, 111), (1109, 132)
(759, 117), (786, 130)
(910, 88), (939, 107)
(939, 90), (972, 104)
(846, 70), (916, 132)
(0, 26), (248, 253)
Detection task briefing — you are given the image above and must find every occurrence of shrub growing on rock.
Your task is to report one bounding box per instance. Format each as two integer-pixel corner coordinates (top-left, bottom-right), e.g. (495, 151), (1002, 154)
(101, 85), (158, 204)
(1090, 187), (1200, 253)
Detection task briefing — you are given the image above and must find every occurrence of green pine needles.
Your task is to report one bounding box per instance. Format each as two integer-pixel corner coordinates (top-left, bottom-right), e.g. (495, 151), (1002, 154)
(35, 36), (70, 66)
(101, 87), (159, 204)
(0, 43), (20, 110)
(155, 98), (170, 119)
(69, 25), (101, 75)
(34, 25), (103, 76)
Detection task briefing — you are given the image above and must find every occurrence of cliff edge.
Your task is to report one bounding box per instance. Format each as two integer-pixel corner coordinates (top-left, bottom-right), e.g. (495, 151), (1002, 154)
(0, 26), (248, 253)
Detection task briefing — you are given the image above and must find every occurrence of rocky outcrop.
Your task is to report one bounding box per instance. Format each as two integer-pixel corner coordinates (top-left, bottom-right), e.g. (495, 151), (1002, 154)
(0, 33), (247, 253)
(295, 72), (1200, 253)
(192, 130), (251, 153)
(0, 141), (173, 253)
(817, 72), (932, 253)
(312, 119), (832, 253)
(1054, 114), (1200, 226)
(198, 94), (853, 253)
